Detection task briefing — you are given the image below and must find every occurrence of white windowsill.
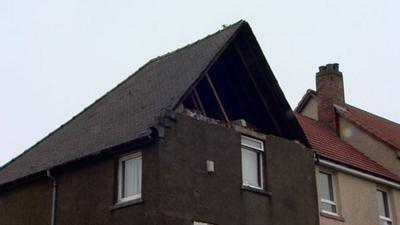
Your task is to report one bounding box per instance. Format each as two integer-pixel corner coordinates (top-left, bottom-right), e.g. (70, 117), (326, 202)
(110, 196), (143, 211)
(320, 211), (345, 222)
(321, 210), (339, 217)
(243, 183), (263, 190)
(241, 185), (271, 196)
(118, 193), (141, 203)
(379, 216), (392, 223)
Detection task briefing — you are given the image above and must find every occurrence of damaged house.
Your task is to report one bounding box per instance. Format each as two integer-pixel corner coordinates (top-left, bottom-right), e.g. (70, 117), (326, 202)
(0, 21), (319, 225)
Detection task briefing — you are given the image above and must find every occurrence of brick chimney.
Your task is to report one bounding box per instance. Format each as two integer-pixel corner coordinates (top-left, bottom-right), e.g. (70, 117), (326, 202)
(316, 63), (345, 131)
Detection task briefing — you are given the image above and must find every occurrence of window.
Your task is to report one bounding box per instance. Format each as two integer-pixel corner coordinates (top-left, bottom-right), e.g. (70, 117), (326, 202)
(241, 136), (264, 189)
(193, 221), (214, 225)
(377, 190), (392, 225)
(318, 171), (338, 215)
(118, 152), (142, 203)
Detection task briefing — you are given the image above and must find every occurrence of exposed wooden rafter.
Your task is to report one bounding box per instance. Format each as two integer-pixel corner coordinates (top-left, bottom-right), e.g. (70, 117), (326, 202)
(193, 88), (206, 115)
(232, 42), (282, 135)
(205, 72), (230, 123)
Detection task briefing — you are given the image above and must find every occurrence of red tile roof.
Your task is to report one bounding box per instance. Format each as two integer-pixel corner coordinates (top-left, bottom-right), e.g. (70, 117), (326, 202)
(337, 105), (400, 150)
(295, 89), (400, 151)
(297, 114), (400, 182)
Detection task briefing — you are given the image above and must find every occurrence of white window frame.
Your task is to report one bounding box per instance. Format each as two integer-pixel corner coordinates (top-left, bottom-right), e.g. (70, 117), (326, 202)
(118, 152), (142, 203)
(377, 189), (393, 225)
(241, 135), (264, 190)
(193, 221), (214, 225)
(319, 171), (339, 216)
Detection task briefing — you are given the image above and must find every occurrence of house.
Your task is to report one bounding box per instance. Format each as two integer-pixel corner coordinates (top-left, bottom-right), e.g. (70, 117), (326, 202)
(0, 21), (319, 225)
(296, 63), (400, 225)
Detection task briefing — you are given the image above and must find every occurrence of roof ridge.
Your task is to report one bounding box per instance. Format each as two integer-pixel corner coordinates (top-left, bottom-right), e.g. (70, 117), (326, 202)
(346, 104), (400, 126)
(142, 20), (246, 68)
(0, 20), (246, 172)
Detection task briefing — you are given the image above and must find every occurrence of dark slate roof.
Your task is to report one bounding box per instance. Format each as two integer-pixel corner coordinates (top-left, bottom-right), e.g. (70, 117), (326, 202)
(0, 21), (244, 186)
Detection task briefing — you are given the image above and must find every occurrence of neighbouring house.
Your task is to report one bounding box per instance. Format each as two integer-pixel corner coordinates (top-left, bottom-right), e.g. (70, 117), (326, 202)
(296, 63), (400, 225)
(0, 21), (319, 225)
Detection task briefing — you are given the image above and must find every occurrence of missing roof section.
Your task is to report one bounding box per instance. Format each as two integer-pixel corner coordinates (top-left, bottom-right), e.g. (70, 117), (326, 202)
(179, 27), (305, 143)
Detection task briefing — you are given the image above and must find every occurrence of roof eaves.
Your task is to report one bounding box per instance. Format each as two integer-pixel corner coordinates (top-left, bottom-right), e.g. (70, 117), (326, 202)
(317, 154), (400, 185)
(0, 129), (156, 189)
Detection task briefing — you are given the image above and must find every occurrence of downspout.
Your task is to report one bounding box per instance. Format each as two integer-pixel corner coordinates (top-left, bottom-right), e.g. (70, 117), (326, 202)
(314, 152), (320, 164)
(47, 169), (57, 225)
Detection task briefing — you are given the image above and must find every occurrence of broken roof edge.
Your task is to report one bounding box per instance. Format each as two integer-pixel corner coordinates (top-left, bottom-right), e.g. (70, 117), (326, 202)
(242, 25), (310, 146)
(173, 22), (310, 147)
(172, 21), (246, 110)
(0, 20), (246, 173)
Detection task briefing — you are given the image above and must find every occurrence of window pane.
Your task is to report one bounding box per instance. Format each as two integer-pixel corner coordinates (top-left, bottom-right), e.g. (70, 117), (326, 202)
(241, 136), (263, 151)
(193, 222), (211, 225)
(123, 157), (141, 198)
(321, 202), (337, 213)
(377, 191), (385, 217)
(242, 148), (259, 187)
(377, 190), (391, 218)
(319, 172), (334, 201)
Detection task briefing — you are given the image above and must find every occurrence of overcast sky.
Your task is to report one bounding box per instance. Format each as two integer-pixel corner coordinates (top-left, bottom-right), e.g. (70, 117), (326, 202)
(1, 0), (399, 167)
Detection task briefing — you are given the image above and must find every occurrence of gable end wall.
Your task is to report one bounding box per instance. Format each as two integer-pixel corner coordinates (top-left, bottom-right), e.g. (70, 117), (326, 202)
(0, 114), (319, 225)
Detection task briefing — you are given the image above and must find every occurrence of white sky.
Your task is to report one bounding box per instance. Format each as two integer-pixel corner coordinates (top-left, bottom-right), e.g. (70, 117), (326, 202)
(1, 0), (399, 167)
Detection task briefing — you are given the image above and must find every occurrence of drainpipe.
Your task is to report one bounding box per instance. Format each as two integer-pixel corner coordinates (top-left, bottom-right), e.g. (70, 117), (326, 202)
(47, 170), (57, 225)
(314, 152), (320, 164)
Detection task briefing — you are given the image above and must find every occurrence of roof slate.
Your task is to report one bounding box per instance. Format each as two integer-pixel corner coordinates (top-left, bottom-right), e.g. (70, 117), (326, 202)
(0, 21), (244, 186)
(297, 114), (400, 182)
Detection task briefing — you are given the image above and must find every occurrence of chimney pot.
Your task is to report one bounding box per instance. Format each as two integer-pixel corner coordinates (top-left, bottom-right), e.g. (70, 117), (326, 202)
(318, 66), (326, 72)
(316, 63), (345, 132)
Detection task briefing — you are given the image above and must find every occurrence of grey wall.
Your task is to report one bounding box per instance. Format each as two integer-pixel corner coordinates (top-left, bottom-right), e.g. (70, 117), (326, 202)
(0, 178), (52, 225)
(0, 114), (319, 225)
(157, 114), (319, 225)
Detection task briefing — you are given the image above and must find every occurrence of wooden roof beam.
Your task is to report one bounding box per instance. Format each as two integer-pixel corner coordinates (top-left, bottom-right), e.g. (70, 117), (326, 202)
(205, 72), (230, 123)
